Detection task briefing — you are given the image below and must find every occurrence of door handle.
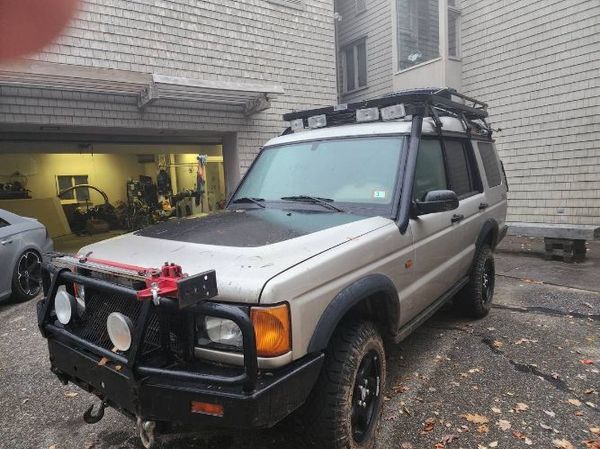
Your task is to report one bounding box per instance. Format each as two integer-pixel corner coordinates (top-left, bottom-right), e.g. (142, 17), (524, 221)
(1, 239), (13, 246)
(451, 214), (464, 223)
(479, 202), (489, 210)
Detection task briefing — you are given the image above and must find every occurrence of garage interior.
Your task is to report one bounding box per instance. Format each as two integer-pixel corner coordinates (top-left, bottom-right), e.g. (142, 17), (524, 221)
(0, 136), (230, 254)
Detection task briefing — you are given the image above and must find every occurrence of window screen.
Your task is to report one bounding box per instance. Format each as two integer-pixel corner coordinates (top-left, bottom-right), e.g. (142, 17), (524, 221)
(478, 142), (502, 187)
(445, 141), (472, 196)
(413, 139), (447, 201)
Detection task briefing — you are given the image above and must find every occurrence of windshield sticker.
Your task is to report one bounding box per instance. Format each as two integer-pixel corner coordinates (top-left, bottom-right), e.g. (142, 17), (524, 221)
(373, 190), (387, 199)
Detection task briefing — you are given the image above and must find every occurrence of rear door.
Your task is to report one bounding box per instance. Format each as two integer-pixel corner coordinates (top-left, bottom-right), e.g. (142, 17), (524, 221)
(443, 139), (486, 275)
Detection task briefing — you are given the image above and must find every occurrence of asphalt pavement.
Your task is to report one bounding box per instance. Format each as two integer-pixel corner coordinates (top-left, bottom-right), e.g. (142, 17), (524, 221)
(0, 236), (598, 449)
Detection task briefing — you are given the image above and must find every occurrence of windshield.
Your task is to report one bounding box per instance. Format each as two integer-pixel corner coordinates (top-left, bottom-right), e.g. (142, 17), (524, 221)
(232, 136), (405, 209)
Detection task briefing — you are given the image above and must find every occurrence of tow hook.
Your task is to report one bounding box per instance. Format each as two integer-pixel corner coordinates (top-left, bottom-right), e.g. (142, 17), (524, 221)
(137, 417), (157, 449)
(83, 400), (107, 424)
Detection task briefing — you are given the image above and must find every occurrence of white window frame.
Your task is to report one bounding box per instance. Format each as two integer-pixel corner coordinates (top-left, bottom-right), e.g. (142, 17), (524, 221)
(342, 38), (368, 93)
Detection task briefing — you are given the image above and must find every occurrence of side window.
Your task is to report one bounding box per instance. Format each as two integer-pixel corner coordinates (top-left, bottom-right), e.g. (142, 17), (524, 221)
(444, 140), (479, 197)
(0, 218), (10, 228)
(413, 139), (447, 201)
(478, 142), (502, 187)
(445, 141), (470, 196)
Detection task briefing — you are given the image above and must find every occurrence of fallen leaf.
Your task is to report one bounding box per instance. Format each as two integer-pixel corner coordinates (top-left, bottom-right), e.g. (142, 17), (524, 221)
(489, 442), (498, 448)
(393, 384), (409, 394)
(400, 443), (413, 449)
(583, 441), (600, 449)
(97, 357), (108, 366)
(64, 392), (78, 398)
(114, 365), (122, 371)
(552, 438), (574, 449)
(591, 428), (600, 436)
(585, 389), (597, 395)
(491, 407), (501, 414)
(422, 417), (436, 433)
(575, 411), (584, 416)
(515, 338), (530, 345)
(514, 402), (529, 413)
(441, 434), (458, 444)
(48, 446), (56, 449)
(477, 424), (490, 434)
(581, 360), (595, 365)
(587, 402), (598, 409)
(462, 414), (489, 424)
(567, 399), (582, 407)
(498, 419), (512, 431)
(492, 340), (504, 349)
(544, 410), (556, 418)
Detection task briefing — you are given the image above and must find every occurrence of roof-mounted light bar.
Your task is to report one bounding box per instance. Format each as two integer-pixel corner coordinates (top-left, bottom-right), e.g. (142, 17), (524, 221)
(282, 88), (492, 137)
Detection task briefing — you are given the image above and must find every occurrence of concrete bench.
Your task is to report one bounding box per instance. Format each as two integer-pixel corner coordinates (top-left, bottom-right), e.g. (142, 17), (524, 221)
(507, 222), (600, 262)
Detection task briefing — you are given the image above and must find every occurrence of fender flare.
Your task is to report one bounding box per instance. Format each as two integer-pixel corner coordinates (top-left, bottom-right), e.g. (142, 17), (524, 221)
(307, 274), (399, 353)
(476, 218), (500, 250)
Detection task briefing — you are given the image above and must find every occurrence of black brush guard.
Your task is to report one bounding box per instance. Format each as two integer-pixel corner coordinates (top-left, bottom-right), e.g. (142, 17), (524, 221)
(37, 263), (324, 431)
(38, 264), (258, 392)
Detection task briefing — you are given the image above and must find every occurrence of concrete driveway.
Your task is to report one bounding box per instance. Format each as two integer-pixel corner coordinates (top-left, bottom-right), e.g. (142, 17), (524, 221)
(0, 237), (598, 449)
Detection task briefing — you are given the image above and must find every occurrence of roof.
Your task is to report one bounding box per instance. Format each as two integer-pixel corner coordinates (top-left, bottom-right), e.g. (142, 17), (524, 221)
(265, 116), (468, 147)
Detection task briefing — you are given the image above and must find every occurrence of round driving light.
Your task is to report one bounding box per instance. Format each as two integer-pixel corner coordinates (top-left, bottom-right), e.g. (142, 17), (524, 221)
(107, 312), (133, 352)
(55, 287), (75, 325)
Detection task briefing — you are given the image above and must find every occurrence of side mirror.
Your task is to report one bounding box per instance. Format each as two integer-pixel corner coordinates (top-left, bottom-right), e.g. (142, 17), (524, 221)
(414, 190), (459, 216)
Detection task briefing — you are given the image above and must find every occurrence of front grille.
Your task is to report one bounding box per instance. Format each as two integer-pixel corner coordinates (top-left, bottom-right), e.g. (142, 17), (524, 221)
(66, 289), (171, 358)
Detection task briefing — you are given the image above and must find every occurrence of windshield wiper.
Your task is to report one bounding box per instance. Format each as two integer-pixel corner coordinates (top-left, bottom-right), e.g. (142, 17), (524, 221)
(230, 197), (266, 208)
(280, 195), (345, 212)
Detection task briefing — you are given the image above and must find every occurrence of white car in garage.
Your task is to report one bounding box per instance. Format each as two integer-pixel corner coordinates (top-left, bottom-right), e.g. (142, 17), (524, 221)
(0, 209), (54, 302)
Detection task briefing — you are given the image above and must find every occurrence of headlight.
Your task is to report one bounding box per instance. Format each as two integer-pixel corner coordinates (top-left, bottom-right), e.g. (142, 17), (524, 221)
(107, 312), (133, 351)
(55, 286), (76, 325)
(198, 317), (243, 350)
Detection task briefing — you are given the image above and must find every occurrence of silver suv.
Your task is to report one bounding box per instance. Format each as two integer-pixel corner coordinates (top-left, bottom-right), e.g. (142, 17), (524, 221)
(37, 89), (508, 449)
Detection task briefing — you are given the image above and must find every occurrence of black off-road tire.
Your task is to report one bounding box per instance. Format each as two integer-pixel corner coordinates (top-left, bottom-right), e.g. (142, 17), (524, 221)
(296, 320), (386, 449)
(456, 245), (495, 318)
(11, 249), (43, 302)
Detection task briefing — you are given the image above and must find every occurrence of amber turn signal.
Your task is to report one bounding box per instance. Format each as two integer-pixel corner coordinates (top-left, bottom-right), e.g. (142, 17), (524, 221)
(250, 304), (291, 357)
(191, 401), (224, 417)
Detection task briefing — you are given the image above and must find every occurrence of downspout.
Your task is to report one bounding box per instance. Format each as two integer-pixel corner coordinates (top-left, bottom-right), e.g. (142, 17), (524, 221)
(333, 3), (342, 104)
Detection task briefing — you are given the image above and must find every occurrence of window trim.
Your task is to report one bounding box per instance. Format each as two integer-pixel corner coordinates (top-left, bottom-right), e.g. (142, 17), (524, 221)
(341, 37), (368, 94)
(0, 217), (10, 228)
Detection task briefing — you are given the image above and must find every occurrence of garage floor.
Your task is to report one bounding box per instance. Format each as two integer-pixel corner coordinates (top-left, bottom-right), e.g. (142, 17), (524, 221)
(0, 238), (598, 449)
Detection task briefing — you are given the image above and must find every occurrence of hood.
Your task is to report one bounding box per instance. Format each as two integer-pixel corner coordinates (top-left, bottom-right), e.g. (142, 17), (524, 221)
(77, 209), (392, 304)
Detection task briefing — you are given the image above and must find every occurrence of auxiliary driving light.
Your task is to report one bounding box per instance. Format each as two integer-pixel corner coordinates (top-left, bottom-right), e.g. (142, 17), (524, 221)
(55, 287), (76, 325)
(107, 312), (134, 352)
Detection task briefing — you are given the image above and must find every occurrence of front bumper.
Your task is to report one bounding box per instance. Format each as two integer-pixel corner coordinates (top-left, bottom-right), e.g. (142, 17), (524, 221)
(38, 264), (323, 430)
(47, 337), (322, 429)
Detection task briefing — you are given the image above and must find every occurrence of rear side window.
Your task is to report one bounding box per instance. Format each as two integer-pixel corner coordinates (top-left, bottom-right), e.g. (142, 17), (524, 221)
(478, 142), (502, 187)
(0, 218), (9, 228)
(445, 141), (473, 197)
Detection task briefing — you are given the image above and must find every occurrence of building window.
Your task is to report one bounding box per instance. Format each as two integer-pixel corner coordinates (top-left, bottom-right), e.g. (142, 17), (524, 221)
(448, 0), (461, 57)
(355, 0), (367, 14)
(57, 175), (90, 202)
(342, 39), (368, 92)
(396, 0), (440, 71)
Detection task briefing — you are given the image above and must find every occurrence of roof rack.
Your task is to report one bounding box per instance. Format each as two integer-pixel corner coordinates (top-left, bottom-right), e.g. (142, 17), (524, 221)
(282, 88), (492, 137)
